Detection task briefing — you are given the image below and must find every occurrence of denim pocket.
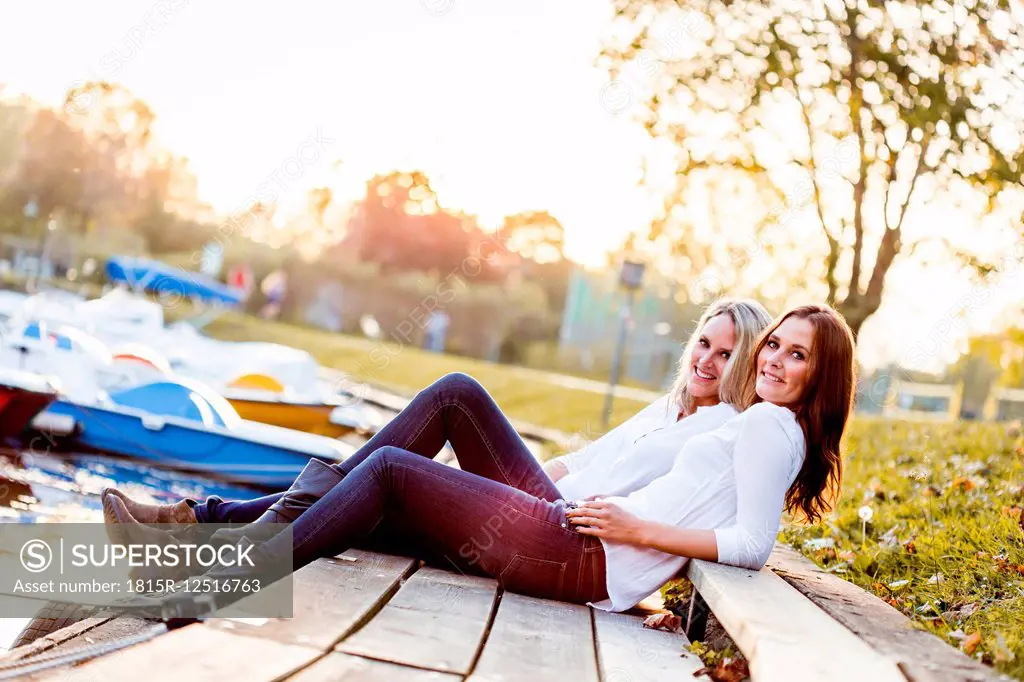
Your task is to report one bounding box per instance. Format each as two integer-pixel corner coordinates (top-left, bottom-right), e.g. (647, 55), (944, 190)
(498, 554), (567, 601)
(587, 544), (608, 602)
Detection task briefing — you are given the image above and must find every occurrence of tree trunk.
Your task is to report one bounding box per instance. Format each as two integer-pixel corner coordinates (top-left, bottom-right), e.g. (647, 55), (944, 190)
(836, 296), (878, 341)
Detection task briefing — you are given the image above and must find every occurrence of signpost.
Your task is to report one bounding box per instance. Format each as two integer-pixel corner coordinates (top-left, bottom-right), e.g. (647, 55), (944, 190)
(602, 260), (646, 428)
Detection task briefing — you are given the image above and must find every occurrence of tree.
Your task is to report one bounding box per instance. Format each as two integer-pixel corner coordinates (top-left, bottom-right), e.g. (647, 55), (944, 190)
(496, 210), (575, 312)
(339, 170), (505, 279)
(60, 81), (206, 242)
(949, 328), (1024, 417)
(1, 108), (88, 234)
(0, 91), (34, 229)
(601, 0), (1024, 336)
(497, 210), (566, 264)
(949, 335), (1004, 418)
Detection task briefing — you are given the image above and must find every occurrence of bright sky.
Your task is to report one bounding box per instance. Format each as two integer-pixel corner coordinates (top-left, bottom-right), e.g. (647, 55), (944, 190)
(0, 0), (654, 264)
(1, 0), (1021, 371)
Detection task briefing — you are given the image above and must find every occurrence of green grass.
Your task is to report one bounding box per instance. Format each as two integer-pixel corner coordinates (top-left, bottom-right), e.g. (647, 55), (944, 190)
(781, 418), (1024, 677)
(204, 312), (1024, 678)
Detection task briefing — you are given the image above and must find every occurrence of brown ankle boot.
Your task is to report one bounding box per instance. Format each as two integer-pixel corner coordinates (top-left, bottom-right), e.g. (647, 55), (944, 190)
(102, 488), (198, 526)
(102, 496), (201, 582)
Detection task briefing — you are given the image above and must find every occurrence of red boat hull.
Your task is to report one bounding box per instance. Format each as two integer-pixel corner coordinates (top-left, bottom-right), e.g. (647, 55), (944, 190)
(0, 380), (58, 440)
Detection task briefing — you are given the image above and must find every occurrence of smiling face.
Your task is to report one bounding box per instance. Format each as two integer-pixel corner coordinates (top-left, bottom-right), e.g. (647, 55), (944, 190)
(756, 316), (816, 408)
(685, 313), (737, 408)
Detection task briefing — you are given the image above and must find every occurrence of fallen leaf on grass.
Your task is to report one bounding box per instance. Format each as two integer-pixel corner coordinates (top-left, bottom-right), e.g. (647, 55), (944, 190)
(993, 556), (1024, 575)
(962, 631), (982, 655)
(816, 547), (838, 562)
(643, 613), (683, 633)
(694, 658), (750, 682)
(952, 477), (975, 492)
(1000, 506), (1022, 521)
(943, 602), (979, 622)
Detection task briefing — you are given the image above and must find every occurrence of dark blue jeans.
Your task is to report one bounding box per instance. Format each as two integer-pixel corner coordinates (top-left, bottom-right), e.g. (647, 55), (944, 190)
(203, 373), (607, 604)
(194, 372), (560, 522)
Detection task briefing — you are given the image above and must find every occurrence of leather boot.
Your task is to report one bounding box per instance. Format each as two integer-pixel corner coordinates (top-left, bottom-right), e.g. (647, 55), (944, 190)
(102, 488), (197, 526)
(213, 459), (344, 544)
(102, 495), (202, 582)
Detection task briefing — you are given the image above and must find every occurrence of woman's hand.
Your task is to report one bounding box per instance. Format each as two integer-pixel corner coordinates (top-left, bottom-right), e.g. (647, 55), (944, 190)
(566, 500), (646, 545)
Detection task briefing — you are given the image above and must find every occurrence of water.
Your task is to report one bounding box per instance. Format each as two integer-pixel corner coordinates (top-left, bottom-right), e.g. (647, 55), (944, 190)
(0, 448), (261, 651)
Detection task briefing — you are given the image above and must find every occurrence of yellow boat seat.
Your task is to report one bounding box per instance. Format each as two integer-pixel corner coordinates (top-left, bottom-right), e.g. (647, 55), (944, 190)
(228, 373), (287, 393)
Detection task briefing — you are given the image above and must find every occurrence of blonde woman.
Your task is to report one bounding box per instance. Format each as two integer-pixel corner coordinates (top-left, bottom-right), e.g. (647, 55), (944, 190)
(543, 298), (773, 502)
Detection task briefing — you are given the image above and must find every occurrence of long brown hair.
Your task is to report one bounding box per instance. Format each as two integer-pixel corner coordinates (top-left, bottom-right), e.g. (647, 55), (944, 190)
(751, 304), (856, 523)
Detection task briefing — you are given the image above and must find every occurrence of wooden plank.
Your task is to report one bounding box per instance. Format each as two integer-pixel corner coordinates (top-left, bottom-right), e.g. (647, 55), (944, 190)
(31, 625), (317, 682)
(469, 592), (599, 682)
(287, 652), (460, 681)
(30, 617), (156, 657)
(592, 609), (705, 679)
(687, 559), (906, 682)
(0, 617), (114, 663)
(338, 566), (497, 674)
(768, 545), (1005, 682)
(24, 552), (416, 682)
(203, 550), (417, 649)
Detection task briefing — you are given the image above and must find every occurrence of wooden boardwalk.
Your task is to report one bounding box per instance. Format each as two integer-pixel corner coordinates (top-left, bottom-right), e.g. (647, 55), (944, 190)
(12, 550), (704, 681)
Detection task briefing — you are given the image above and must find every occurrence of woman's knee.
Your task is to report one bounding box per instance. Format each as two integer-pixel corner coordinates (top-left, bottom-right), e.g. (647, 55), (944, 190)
(368, 445), (411, 467)
(431, 372), (486, 398)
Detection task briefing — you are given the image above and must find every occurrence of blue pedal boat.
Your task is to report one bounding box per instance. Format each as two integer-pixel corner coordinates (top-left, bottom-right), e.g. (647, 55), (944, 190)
(37, 379), (353, 489)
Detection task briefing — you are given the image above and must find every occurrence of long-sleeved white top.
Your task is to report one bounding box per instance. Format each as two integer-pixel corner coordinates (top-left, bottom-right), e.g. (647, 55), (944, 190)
(591, 401), (806, 612)
(553, 395), (739, 502)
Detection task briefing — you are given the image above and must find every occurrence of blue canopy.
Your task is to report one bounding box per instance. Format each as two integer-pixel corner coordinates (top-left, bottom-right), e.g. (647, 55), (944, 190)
(105, 256), (244, 307)
(108, 379), (241, 428)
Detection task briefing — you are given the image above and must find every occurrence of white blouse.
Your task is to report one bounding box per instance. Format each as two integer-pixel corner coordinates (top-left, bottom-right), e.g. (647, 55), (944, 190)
(554, 395), (739, 501)
(591, 401), (806, 612)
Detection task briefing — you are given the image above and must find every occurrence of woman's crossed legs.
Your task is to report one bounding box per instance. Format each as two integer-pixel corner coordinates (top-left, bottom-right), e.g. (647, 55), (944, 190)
(194, 372), (561, 523)
(257, 445), (607, 604)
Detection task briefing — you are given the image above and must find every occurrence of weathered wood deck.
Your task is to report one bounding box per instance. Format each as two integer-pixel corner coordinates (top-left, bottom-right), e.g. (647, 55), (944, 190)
(11, 550), (704, 681)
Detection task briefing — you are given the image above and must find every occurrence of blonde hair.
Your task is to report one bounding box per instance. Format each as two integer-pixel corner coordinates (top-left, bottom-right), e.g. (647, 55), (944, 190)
(669, 298), (773, 415)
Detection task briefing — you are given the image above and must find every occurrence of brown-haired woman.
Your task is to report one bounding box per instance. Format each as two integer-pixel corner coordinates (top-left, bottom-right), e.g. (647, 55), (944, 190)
(566, 303), (856, 609)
